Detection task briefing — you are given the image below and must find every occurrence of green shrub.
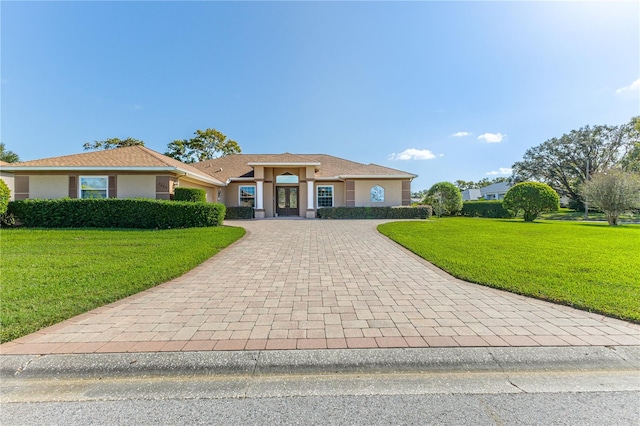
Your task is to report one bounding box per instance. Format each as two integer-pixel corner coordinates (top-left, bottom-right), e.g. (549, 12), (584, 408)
(317, 206), (432, 219)
(0, 179), (14, 227)
(503, 182), (560, 222)
(8, 198), (226, 229)
(174, 187), (207, 202)
(225, 206), (254, 219)
(461, 200), (514, 218)
(0, 179), (10, 215)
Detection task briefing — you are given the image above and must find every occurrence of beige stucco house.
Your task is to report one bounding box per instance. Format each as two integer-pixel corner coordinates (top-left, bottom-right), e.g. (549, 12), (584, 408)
(0, 147), (224, 203)
(0, 147), (417, 219)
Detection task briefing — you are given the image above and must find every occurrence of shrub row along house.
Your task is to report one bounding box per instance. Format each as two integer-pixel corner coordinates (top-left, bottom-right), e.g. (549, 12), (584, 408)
(0, 146), (417, 218)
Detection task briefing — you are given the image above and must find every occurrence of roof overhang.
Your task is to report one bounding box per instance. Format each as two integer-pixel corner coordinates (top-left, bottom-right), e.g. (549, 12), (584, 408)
(227, 177), (256, 183)
(247, 162), (321, 167)
(339, 174), (417, 179)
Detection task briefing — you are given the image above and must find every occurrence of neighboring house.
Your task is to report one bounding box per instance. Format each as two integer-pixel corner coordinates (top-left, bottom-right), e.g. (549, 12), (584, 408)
(461, 188), (481, 201)
(0, 147), (417, 219)
(480, 181), (511, 200)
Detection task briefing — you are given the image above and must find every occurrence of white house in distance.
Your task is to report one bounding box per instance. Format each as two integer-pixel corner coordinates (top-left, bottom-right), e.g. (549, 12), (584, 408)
(461, 182), (512, 201)
(480, 181), (511, 200)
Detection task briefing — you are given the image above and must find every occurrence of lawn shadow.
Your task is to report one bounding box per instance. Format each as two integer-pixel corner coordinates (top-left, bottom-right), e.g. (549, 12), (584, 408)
(493, 219), (552, 225)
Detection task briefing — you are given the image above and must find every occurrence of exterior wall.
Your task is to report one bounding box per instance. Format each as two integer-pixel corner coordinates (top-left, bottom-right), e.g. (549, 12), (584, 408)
(6, 172), (216, 201)
(117, 175), (156, 199)
(353, 180), (403, 207)
(178, 179), (216, 203)
(225, 181), (255, 207)
(0, 173), (14, 201)
(315, 181), (345, 207)
(29, 175), (69, 199)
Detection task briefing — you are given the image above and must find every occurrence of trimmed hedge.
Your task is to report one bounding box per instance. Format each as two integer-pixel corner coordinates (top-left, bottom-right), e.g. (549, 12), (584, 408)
(317, 206), (432, 219)
(8, 198), (226, 229)
(461, 200), (514, 218)
(174, 187), (207, 202)
(225, 206), (254, 219)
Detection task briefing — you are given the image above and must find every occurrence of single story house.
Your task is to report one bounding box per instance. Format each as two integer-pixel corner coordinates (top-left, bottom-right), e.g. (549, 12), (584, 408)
(0, 147), (417, 219)
(480, 181), (511, 200)
(0, 146), (224, 203)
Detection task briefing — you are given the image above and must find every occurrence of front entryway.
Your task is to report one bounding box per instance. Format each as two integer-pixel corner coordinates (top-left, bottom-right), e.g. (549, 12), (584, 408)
(276, 186), (299, 217)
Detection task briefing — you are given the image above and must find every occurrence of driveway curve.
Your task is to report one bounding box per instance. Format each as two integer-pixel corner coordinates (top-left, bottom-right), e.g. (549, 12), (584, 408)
(2, 220), (638, 355)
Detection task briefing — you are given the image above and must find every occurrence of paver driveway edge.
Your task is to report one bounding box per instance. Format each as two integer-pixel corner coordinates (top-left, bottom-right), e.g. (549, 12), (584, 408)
(1, 219), (639, 355)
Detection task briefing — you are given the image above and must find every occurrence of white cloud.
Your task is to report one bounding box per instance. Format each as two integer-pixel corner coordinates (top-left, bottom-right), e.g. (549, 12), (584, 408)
(477, 132), (506, 143)
(615, 78), (640, 94)
(389, 148), (437, 160)
(128, 104), (143, 111)
(486, 167), (513, 176)
(451, 131), (471, 137)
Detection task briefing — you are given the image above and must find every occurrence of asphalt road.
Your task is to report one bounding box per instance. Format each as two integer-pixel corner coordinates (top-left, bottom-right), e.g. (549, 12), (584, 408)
(2, 347), (639, 425)
(2, 387), (638, 425)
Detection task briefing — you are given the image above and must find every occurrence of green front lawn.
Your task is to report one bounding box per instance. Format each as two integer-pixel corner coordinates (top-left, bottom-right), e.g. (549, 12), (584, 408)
(0, 227), (245, 343)
(378, 218), (640, 323)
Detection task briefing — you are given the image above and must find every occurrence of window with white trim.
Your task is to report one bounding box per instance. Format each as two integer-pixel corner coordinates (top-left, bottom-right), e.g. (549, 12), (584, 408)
(239, 185), (256, 208)
(317, 185), (334, 208)
(80, 176), (108, 199)
(371, 185), (385, 202)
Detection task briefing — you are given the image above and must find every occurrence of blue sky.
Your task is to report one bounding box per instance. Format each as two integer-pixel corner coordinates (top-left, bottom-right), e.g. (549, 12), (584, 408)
(2, 1), (638, 191)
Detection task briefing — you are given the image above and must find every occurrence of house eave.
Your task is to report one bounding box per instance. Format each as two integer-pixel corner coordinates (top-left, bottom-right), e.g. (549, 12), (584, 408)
(227, 177), (256, 183)
(339, 174), (417, 179)
(247, 162), (321, 167)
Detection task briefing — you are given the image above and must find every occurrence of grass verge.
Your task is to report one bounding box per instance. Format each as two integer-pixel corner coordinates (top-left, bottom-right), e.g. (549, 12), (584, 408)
(0, 226), (245, 343)
(378, 218), (640, 323)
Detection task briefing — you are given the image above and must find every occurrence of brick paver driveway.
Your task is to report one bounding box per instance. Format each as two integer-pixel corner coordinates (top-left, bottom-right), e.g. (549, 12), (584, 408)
(2, 220), (639, 355)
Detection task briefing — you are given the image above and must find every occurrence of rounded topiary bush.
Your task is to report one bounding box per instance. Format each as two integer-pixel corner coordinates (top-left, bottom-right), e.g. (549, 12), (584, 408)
(503, 182), (559, 222)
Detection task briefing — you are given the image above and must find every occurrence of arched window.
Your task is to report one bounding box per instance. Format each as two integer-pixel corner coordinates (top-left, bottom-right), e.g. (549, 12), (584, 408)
(371, 185), (385, 202)
(276, 172), (299, 184)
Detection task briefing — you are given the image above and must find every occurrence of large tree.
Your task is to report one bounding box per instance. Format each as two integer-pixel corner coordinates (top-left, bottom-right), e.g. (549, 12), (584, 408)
(83, 137), (145, 151)
(0, 143), (20, 163)
(620, 117), (640, 172)
(581, 170), (640, 226)
(511, 118), (639, 208)
(165, 128), (241, 163)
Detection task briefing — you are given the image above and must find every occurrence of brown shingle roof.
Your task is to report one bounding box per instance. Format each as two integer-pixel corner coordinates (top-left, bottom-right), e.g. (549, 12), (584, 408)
(192, 153), (416, 181)
(5, 146), (224, 185)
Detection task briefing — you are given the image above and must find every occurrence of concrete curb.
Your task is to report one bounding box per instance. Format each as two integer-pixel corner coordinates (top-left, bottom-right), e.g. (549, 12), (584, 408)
(1, 346), (639, 380)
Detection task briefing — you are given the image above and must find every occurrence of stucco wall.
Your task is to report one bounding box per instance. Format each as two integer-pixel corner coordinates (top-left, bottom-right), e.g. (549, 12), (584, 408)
(225, 182), (254, 207)
(30, 175), (69, 199)
(315, 181), (345, 207)
(178, 180), (216, 203)
(354, 180), (403, 207)
(117, 175), (156, 199)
